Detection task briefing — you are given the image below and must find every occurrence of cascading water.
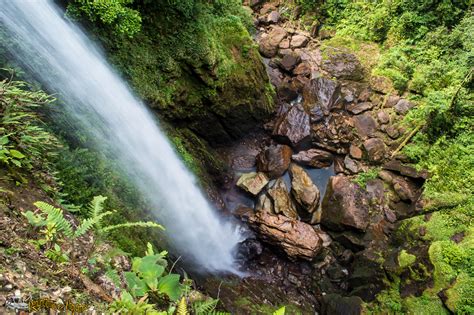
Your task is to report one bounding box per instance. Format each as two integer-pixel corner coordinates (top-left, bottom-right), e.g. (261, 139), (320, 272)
(0, 0), (244, 272)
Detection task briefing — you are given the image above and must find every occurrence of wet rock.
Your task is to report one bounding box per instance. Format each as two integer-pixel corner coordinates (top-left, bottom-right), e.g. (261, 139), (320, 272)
(363, 138), (386, 163)
(394, 99), (414, 115)
(322, 51), (364, 81)
(267, 10), (280, 24)
(333, 155), (345, 174)
(267, 178), (298, 219)
(377, 110), (390, 124)
(236, 172), (269, 196)
(259, 26), (287, 57)
(248, 212), (324, 260)
(312, 114), (356, 153)
(289, 164), (320, 213)
(291, 148), (334, 168)
(249, 0), (263, 7)
(346, 102), (373, 115)
(344, 156), (360, 174)
(321, 175), (370, 232)
(349, 145), (363, 160)
(234, 206), (254, 220)
(279, 52), (301, 72)
(273, 103), (311, 147)
(290, 34), (309, 48)
(321, 294), (363, 315)
(236, 238), (263, 261)
(384, 207), (397, 223)
(353, 113), (377, 139)
(349, 250), (387, 301)
(304, 77), (343, 117)
(255, 193), (273, 213)
(256, 144), (292, 178)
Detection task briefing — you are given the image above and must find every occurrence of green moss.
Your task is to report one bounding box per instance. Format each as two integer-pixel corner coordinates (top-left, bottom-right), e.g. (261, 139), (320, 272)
(403, 293), (448, 315)
(399, 250), (416, 269)
(444, 272), (474, 314)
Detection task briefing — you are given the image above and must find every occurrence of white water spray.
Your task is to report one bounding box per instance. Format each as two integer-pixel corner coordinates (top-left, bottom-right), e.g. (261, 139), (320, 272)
(0, 0), (244, 272)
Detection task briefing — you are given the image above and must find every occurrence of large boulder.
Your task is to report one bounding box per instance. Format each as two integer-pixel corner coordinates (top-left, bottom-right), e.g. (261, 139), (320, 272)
(321, 51), (364, 81)
(272, 103), (311, 147)
(304, 77), (343, 117)
(259, 26), (287, 57)
(321, 175), (370, 232)
(236, 172), (269, 196)
(289, 164), (320, 213)
(290, 34), (309, 48)
(248, 211), (324, 260)
(321, 294), (364, 315)
(256, 144), (292, 178)
(255, 193), (274, 213)
(292, 149), (334, 168)
(363, 138), (386, 163)
(353, 113), (377, 139)
(267, 178), (298, 219)
(279, 52), (301, 72)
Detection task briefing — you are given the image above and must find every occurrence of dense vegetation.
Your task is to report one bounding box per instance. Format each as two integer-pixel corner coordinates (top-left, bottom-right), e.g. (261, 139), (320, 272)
(293, 0), (473, 312)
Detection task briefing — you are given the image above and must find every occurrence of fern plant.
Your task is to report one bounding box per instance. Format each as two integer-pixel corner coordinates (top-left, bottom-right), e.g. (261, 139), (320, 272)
(23, 195), (163, 247)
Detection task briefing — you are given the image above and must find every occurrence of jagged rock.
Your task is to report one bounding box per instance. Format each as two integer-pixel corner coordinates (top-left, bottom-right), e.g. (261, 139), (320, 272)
(236, 238), (263, 261)
(278, 48), (292, 56)
(248, 211), (324, 260)
(259, 26), (287, 57)
(394, 99), (414, 115)
(291, 149), (334, 168)
(267, 10), (280, 24)
(377, 110), (390, 124)
(392, 176), (416, 202)
(363, 138), (386, 163)
(322, 51), (364, 81)
(382, 160), (428, 180)
(353, 113), (377, 139)
(267, 178), (298, 219)
(293, 62), (311, 76)
(321, 175), (370, 232)
(304, 77), (343, 117)
(289, 164), (320, 213)
(279, 52), (301, 72)
(255, 193), (273, 213)
(236, 172), (269, 196)
(385, 125), (400, 139)
(273, 103), (311, 147)
(386, 95), (401, 107)
(312, 114), (356, 154)
(347, 102), (373, 114)
(256, 144), (292, 178)
(249, 0), (263, 7)
(279, 38), (290, 49)
(333, 155), (345, 174)
(344, 156), (360, 174)
(349, 145), (363, 160)
(290, 34), (309, 48)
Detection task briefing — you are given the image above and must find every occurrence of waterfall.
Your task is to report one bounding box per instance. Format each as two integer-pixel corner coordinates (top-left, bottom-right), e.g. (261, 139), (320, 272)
(0, 0), (243, 273)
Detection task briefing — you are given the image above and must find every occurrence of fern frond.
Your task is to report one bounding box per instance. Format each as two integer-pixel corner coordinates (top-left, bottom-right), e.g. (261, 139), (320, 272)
(74, 210), (114, 238)
(34, 201), (73, 238)
(100, 221), (164, 233)
(87, 195), (107, 229)
(105, 268), (121, 287)
(192, 298), (219, 315)
(177, 297), (188, 315)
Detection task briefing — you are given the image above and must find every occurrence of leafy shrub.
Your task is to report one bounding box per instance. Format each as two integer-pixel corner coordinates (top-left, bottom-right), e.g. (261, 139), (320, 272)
(0, 76), (60, 173)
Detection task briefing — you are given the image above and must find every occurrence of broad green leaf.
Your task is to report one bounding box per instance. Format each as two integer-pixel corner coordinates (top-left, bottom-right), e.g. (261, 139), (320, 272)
(11, 159), (21, 167)
(273, 306), (286, 315)
(9, 149), (25, 159)
(124, 272), (147, 297)
(157, 274), (181, 301)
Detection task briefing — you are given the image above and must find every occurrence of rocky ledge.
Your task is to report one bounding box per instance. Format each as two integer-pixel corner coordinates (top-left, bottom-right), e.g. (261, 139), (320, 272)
(214, 1), (430, 313)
